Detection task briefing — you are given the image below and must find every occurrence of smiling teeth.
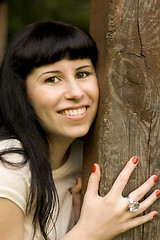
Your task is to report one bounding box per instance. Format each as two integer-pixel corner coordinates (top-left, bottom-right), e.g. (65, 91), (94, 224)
(61, 107), (86, 116)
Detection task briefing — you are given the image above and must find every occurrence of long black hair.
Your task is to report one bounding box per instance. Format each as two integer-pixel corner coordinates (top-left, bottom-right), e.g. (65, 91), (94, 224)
(0, 21), (98, 239)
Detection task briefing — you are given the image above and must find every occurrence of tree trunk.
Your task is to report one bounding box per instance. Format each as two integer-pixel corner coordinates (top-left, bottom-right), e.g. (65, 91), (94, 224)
(83, 0), (160, 239)
(0, 0), (8, 63)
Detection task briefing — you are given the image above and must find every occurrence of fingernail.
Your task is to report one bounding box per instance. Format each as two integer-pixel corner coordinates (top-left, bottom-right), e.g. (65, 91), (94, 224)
(156, 190), (160, 197)
(132, 157), (138, 164)
(92, 164), (96, 173)
(75, 178), (78, 185)
(153, 212), (158, 218)
(153, 176), (158, 183)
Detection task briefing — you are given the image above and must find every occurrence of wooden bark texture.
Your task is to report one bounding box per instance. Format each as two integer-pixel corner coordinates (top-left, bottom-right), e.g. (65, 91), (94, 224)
(83, 0), (160, 239)
(0, 1), (8, 63)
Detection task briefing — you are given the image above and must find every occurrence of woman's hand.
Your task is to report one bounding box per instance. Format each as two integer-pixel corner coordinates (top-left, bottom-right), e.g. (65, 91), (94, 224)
(74, 157), (159, 240)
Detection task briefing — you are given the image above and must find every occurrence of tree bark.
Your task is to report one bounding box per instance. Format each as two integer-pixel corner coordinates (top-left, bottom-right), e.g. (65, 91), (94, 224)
(0, 0), (8, 63)
(83, 0), (160, 239)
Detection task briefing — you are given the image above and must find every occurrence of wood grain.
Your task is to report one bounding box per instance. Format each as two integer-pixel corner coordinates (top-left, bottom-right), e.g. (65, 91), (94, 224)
(83, 0), (160, 239)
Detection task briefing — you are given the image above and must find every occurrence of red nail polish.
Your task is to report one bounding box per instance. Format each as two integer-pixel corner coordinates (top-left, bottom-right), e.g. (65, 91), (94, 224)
(132, 157), (138, 164)
(92, 164), (96, 173)
(75, 179), (78, 185)
(153, 176), (158, 183)
(156, 190), (160, 197)
(153, 212), (158, 218)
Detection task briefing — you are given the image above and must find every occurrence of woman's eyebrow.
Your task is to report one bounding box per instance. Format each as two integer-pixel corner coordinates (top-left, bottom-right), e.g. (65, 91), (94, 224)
(37, 70), (61, 80)
(76, 65), (93, 70)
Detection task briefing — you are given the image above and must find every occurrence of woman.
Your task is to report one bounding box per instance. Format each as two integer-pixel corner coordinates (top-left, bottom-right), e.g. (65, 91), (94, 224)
(0, 21), (159, 240)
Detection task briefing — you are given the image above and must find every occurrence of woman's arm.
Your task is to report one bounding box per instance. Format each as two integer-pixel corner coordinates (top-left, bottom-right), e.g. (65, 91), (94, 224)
(0, 198), (24, 240)
(62, 157), (159, 240)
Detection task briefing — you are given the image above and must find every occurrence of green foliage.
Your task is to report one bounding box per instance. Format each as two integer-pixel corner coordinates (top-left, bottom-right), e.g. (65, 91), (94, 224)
(8, 0), (90, 42)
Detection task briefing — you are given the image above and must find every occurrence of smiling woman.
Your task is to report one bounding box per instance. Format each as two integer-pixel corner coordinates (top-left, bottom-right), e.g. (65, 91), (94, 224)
(0, 21), (99, 240)
(0, 21), (159, 240)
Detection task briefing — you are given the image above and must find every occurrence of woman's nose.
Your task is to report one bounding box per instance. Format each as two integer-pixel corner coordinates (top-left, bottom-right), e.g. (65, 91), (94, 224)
(64, 79), (84, 100)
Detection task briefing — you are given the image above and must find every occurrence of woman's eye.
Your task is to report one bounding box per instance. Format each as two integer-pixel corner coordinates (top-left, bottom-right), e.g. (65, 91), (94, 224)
(76, 72), (88, 79)
(45, 77), (60, 83)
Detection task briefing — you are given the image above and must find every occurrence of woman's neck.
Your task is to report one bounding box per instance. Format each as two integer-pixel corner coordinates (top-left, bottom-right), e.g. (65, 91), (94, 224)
(49, 137), (74, 170)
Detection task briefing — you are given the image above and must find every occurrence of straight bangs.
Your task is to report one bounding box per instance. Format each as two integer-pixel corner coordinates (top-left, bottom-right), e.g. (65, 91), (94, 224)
(11, 21), (98, 78)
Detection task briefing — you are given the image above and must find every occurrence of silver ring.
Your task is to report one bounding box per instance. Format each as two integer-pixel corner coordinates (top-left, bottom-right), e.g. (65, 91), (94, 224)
(127, 197), (140, 212)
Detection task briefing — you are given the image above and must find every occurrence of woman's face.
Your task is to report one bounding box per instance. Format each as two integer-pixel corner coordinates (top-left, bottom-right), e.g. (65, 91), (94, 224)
(26, 58), (99, 142)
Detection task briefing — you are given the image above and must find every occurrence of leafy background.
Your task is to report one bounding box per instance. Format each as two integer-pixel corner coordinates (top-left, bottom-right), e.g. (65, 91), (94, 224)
(8, 0), (90, 42)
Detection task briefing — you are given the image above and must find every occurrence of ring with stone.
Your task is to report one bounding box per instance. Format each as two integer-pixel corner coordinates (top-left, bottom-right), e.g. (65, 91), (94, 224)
(127, 197), (140, 213)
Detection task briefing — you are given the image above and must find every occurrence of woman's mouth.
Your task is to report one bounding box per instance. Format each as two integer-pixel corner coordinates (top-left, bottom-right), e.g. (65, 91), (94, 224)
(59, 107), (87, 117)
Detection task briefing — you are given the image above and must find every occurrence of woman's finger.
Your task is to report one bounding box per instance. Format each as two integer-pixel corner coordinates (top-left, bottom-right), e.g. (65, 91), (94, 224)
(129, 175), (158, 201)
(126, 189), (160, 218)
(139, 189), (160, 213)
(72, 177), (82, 194)
(72, 178), (82, 222)
(109, 156), (139, 197)
(85, 163), (101, 198)
(124, 211), (158, 232)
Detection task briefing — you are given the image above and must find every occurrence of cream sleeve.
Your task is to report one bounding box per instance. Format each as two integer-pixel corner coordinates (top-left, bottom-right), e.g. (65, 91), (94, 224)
(0, 139), (31, 213)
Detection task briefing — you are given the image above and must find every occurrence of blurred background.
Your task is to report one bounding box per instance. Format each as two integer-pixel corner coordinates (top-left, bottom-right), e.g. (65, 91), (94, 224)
(0, 0), (90, 62)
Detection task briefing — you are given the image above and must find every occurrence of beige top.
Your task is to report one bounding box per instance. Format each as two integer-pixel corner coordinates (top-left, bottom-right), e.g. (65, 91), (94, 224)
(0, 139), (82, 239)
